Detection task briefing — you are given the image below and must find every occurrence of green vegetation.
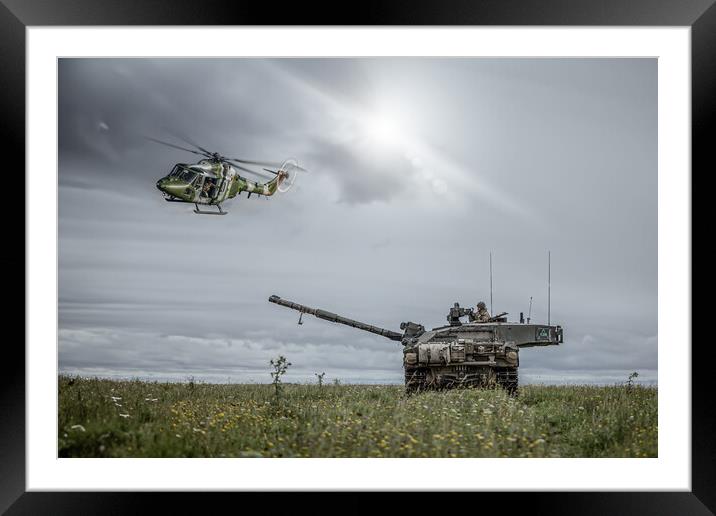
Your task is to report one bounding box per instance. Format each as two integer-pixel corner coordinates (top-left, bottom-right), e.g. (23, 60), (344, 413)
(58, 376), (657, 458)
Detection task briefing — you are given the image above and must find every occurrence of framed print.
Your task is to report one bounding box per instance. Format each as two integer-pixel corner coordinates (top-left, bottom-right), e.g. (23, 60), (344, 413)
(4, 0), (708, 513)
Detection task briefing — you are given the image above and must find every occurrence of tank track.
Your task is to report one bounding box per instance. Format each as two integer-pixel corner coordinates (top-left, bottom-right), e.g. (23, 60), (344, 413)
(404, 366), (518, 394)
(495, 367), (519, 395)
(404, 368), (427, 393)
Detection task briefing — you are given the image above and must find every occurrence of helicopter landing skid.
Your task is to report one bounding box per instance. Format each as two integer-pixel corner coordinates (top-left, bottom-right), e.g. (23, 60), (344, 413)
(193, 203), (227, 215)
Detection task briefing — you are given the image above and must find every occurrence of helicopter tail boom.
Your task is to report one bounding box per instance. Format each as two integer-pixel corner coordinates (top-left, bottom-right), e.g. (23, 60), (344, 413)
(242, 174), (282, 197)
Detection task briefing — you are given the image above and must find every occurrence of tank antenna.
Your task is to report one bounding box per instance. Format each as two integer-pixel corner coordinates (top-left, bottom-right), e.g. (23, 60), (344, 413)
(527, 296), (532, 324)
(489, 251), (494, 314)
(547, 251), (551, 326)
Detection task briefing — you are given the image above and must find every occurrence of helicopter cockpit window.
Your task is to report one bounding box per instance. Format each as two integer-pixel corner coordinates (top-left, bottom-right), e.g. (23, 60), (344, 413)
(179, 170), (197, 183)
(167, 165), (197, 183)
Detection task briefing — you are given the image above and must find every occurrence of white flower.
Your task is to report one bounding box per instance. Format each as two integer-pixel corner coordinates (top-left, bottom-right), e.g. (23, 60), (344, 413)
(70, 424), (86, 432)
(119, 413), (130, 418)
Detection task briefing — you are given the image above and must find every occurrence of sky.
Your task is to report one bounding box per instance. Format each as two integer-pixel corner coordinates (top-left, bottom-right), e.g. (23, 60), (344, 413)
(58, 58), (657, 385)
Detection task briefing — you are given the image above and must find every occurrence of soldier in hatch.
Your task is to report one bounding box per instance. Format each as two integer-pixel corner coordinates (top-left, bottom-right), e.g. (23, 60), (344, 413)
(474, 301), (491, 322)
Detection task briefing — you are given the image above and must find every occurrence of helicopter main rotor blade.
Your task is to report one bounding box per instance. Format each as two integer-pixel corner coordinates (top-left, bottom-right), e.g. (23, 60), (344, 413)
(169, 132), (214, 156)
(227, 157), (284, 167)
(263, 168), (280, 175)
(229, 162), (275, 180)
(146, 137), (211, 157)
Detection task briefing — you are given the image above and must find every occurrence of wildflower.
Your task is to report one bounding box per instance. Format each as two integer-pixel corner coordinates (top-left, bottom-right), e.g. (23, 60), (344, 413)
(119, 413), (130, 418)
(70, 424), (86, 432)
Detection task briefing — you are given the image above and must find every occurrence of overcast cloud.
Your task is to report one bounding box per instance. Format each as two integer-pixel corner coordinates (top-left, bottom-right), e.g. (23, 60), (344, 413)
(58, 58), (657, 385)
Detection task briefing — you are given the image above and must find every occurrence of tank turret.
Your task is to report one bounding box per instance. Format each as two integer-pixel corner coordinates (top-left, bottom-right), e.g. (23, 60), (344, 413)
(269, 295), (563, 394)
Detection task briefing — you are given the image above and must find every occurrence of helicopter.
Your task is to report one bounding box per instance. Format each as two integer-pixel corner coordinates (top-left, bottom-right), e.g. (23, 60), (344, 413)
(151, 136), (306, 215)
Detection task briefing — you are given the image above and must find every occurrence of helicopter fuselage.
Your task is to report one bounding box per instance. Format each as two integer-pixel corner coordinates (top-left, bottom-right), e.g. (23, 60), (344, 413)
(155, 159), (282, 206)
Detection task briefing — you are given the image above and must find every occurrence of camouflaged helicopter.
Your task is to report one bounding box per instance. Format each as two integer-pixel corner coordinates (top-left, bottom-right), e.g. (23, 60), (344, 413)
(151, 136), (306, 215)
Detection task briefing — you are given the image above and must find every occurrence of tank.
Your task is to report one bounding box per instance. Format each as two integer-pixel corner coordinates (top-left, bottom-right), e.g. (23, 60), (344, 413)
(268, 295), (563, 393)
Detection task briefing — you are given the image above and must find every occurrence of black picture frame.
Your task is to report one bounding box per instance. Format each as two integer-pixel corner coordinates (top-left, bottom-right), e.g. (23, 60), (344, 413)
(3, 0), (707, 513)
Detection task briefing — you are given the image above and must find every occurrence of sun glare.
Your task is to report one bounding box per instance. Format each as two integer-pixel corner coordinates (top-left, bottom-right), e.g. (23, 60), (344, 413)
(362, 113), (402, 146)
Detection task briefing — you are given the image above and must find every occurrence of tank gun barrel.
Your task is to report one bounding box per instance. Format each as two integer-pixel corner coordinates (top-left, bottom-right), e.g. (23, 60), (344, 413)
(269, 295), (403, 342)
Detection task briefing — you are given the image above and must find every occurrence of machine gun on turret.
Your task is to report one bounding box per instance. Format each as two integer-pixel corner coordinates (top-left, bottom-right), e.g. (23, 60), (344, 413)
(447, 302), (474, 326)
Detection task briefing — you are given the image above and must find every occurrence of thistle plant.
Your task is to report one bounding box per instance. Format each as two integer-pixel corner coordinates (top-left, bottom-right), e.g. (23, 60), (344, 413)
(626, 371), (639, 389)
(315, 372), (326, 388)
(270, 355), (291, 399)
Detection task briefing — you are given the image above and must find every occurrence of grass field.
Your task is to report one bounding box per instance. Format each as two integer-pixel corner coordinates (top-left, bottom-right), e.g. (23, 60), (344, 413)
(58, 376), (657, 458)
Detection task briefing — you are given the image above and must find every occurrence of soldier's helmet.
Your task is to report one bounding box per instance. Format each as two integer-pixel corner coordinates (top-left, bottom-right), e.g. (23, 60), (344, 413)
(477, 301), (486, 309)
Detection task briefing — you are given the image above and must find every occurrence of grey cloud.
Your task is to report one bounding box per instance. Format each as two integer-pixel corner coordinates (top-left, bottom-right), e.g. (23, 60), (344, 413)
(303, 137), (415, 204)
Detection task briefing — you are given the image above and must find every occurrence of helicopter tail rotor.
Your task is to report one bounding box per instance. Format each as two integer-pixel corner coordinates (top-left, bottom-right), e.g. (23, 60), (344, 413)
(276, 159), (305, 193)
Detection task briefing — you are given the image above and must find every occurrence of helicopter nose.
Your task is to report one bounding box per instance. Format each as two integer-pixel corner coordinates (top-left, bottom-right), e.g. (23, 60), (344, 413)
(156, 178), (166, 191)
